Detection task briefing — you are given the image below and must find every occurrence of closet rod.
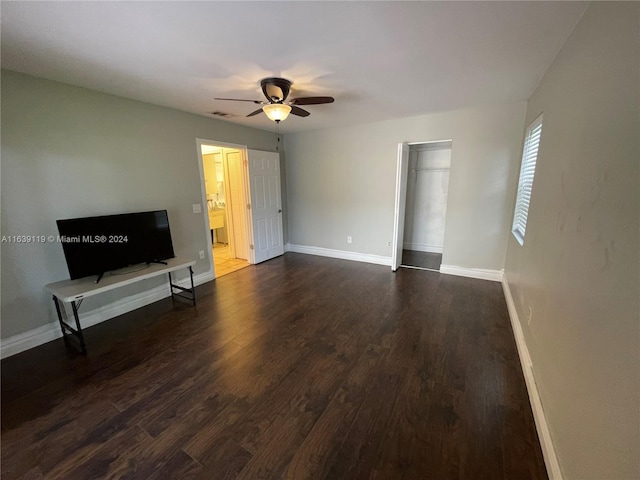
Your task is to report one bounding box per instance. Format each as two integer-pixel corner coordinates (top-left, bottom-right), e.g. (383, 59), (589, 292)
(410, 167), (450, 173)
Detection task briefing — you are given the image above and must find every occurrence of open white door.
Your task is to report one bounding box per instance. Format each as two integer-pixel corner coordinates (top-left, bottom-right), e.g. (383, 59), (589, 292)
(247, 149), (285, 264)
(391, 143), (410, 271)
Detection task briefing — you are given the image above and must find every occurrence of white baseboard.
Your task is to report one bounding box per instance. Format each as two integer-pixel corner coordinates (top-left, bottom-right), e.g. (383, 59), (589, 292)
(502, 274), (563, 480)
(1, 323), (64, 360)
(402, 243), (443, 254)
(285, 243), (392, 267)
(440, 264), (504, 282)
(283, 246), (503, 282)
(0, 271), (214, 359)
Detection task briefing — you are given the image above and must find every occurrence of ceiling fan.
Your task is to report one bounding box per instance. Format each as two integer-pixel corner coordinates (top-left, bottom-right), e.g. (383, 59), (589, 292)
(215, 77), (334, 122)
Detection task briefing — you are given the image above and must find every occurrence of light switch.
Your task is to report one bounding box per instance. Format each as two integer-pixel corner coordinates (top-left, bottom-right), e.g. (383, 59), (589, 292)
(192, 203), (202, 214)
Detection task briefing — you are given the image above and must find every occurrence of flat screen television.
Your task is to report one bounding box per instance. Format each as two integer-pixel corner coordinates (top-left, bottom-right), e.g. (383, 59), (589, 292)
(57, 210), (175, 281)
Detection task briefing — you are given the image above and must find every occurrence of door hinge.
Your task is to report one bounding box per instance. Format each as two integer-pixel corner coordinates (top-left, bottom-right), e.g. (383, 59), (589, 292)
(249, 244), (254, 250)
(247, 204), (251, 210)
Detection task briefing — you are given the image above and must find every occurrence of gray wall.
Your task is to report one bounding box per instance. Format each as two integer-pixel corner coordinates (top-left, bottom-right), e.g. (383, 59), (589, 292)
(1, 70), (277, 339)
(283, 102), (526, 270)
(504, 3), (639, 479)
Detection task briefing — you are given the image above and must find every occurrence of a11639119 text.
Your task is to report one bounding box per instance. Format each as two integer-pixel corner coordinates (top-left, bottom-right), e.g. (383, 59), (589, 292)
(1, 235), (49, 243)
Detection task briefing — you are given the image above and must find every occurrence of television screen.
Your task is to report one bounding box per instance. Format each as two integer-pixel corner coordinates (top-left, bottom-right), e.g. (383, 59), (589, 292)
(56, 210), (175, 280)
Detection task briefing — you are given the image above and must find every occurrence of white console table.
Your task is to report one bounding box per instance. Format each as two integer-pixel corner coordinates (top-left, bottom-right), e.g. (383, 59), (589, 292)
(45, 257), (196, 354)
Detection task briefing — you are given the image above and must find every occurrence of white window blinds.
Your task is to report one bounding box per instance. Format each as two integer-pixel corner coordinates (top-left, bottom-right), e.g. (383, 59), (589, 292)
(512, 114), (543, 245)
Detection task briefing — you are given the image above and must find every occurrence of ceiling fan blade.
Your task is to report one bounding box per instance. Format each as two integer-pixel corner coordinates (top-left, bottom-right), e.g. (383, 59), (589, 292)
(290, 105), (311, 117)
(215, 97), (263, 104)
(247, 108), (264, 117)
(289, 96), (335, 106)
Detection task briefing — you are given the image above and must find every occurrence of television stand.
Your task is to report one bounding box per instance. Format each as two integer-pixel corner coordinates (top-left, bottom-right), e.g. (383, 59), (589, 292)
(45, 257), (196, 355)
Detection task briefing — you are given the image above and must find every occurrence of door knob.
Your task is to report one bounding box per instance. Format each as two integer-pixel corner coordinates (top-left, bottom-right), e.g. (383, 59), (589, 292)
(278, 209), (282, 213)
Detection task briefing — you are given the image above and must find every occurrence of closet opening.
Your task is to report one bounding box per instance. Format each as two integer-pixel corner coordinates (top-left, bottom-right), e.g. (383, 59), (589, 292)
(392, 140), (452, 272)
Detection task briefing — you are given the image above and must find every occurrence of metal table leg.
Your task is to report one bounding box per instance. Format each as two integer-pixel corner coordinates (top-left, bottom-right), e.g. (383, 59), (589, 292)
(52, 296), (87, 355)
(168, 266), (196, 305)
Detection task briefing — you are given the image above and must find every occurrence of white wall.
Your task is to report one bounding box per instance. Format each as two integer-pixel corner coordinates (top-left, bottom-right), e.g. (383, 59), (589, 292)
(283, 102), (526, 270)
(504, 3), (640, 479)
(1, 70), (277, 340)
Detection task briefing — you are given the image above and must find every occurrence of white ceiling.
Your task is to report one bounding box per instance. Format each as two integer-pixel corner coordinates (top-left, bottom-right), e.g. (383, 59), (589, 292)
(1, 1), (587, 133)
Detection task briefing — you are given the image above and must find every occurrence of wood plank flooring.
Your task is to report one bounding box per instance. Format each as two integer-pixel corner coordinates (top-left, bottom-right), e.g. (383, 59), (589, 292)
(1, 253), (547, 480)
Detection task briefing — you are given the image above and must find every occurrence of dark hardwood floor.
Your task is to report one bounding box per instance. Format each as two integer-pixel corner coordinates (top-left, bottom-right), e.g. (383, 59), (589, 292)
(1, 253), (547, 480)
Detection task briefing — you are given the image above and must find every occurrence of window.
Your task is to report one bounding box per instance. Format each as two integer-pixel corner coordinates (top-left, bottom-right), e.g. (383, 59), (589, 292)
(512, 114), (543, 245)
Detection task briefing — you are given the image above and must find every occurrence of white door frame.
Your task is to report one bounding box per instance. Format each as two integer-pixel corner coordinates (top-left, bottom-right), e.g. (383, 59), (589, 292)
(391, 143), (410, 271)
(195, 138), (253, 278)
(391, 139), (453, 271)
(241, 149), (256, 264)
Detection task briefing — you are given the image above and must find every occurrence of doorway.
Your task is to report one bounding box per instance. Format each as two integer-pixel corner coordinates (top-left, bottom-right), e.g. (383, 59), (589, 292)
(392, 140), (452, 272)
(201, 144), (250, 278)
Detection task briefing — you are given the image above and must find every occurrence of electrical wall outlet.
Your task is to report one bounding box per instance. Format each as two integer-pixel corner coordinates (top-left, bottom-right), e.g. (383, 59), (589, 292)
(347, 236), (352, 244)
(192, 204), (202, 214)
(387, 241), (391, 247)
(199, 250), (205, 260)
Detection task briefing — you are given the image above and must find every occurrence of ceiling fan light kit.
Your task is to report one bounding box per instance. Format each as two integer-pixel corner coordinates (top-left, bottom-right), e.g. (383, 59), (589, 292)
(262, 103), (291, 122)
(214, 77), (335, 123)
